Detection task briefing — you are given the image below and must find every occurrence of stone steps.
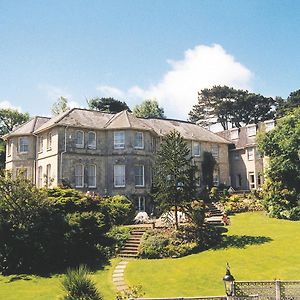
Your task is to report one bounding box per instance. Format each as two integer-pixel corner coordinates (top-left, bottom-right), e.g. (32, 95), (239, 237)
(118, 227), (148, 258)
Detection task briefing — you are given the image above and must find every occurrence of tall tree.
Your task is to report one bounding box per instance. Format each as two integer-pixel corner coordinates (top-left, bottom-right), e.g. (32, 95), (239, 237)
(0, 108), (30, 169)
(87, 97), (131, 113)
(258, 107), (300, 219)
(0, 108), (29, 136)
(133, 99), (166, 118)
(152, 130), (197, 229)
(277, 89), (300, 116)
(51, 96), (69, 116)
(189, 86), (276, 130)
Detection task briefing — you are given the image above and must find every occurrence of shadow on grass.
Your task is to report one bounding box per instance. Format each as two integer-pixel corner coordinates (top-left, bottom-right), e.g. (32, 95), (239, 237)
(214, 235), (273, 249)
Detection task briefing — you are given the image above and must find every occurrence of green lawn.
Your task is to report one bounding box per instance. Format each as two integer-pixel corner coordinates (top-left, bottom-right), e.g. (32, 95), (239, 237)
(0, 258), (120, 300)
(125, 212), (300, 297)
(1, 212), (300, 299)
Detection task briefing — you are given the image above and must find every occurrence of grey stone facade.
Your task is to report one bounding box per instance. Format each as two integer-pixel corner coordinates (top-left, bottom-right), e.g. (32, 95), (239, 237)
(4, 109), (232, 213)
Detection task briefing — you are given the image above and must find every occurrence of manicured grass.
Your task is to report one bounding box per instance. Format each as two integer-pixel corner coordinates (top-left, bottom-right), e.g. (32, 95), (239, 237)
(125, 212), (300, 297)
(1, 212), (300, 299)
(0, 258), (120, 300)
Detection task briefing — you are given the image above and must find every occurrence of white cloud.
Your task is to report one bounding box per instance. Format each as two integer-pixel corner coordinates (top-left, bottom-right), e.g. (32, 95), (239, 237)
(0, 100), (22, 112)
(38, 84), (73, 101)
(96, 85), (124, 99)
(97, 44), (253, 120)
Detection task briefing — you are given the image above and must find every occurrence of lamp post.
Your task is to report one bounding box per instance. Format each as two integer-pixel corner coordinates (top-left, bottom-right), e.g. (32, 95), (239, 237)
(223, 263), (235, 299)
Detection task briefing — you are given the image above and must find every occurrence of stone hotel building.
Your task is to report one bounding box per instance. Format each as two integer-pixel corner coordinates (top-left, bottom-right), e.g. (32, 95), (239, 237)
(4, 108), (232, 212)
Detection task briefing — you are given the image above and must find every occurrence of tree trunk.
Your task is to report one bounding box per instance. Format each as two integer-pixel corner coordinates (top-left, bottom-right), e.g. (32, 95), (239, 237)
(174, 205), (179, 230)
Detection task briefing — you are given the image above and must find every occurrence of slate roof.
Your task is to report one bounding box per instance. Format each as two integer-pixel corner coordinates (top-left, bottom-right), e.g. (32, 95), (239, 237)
(217, 126), (257, 149)
(3, 116), (50, 139)
(7, 108), (231, 144)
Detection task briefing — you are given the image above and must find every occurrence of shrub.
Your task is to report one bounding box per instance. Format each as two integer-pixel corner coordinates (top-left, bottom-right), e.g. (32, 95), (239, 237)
(138, 224), (223, 258)
(61, 265), (102, 300)
(260, 179), (300, 220)
(107, 226), (131, 254)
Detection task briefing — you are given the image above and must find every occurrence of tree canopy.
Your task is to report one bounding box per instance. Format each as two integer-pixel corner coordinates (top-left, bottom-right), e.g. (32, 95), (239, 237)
(152, 130), (197, 229)
(277, 89), (300, 116)
(0, 108), (29, 136)
(51, 96), (70, 116)
(258, 107), (300, 219)
(189, 86), (276, 130)
(133, 99), (166, 118)
(87, 97), (131, 113)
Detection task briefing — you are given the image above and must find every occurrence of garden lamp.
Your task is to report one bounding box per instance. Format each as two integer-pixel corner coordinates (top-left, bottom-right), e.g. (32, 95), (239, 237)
(223, 263), (235, 297)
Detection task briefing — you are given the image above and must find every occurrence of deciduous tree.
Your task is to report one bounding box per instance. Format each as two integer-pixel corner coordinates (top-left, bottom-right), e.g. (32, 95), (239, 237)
(258, 107), (300, 219)
(133, 99), (166, 118)
(51, 96), (69, 116)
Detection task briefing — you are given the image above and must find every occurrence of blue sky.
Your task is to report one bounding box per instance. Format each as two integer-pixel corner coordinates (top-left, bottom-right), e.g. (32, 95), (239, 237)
(1, 0), (300, 119)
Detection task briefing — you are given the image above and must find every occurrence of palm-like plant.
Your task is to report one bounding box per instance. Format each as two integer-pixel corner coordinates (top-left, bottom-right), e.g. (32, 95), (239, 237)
(61, 265), (102, 300)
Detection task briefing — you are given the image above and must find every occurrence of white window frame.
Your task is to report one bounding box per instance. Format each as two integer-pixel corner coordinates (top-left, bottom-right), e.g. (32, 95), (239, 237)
(248, 172), (256, 189)
(47, 131), (52, 150)
(211, 144), (219, 158)
(38, 136), (43, 153)
(87, 164), (97, 188)
(114, 131), (125, 149)
(75, 164), (84, 188)
(134, 132), (144, 149)
(19, 137), (29, 153)
(192, 141), (201, 156)
(46, 164), (51, 187)
(247, 147), (254, 161)
(87, 131), (96, 149)
(114, 165), (125, 187)
(38, 166), (43, 187)
(135, 165), (145, 187)
(137, 196), (146, 212)
(213, 174), (219, 187)
(7, 139), (12, 156)
(75, 130), (84, 148)
(265, 120), (275, 132)
(247, 125), (256, 137)
(230, 128), (239, 140)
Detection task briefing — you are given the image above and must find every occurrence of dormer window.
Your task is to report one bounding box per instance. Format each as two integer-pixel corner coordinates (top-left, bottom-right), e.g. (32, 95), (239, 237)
(19, 137), (29, 153)
(114, 131), (125, 149)
(134, 132), (144, 149)
(247, 125), (256, 137)
(192, 141), (201, 156)
(75, 130), (84, 148)
(265, 120), (275, 132)
(87, 131), (96, 149)
(230, 128), (239, 140)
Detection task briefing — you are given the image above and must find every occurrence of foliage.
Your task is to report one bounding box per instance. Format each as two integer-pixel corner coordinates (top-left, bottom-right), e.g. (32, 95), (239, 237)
(106, 226), (131, 254)
(0, 181), (133, 274)
(218, 192), (264, 214)
(87, 97), (131, 113)
(101, 195), (135, 226)
(209, 187), (220, 202)
(277, 89), (300, 116)
(0, 172), (66, 274)
(258, 107), (300, 219)
(116, 285), (145, 300)
(0, 108), (30, 135)
(133, 99), (166, 118)
(138, 228), (198, 259)
(152, 130), (197, 229)
(189, 86), (276, 130)
(201, 152), (216, 188)
(51, 96), (70, 116)
(61, 265), (102, 300)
